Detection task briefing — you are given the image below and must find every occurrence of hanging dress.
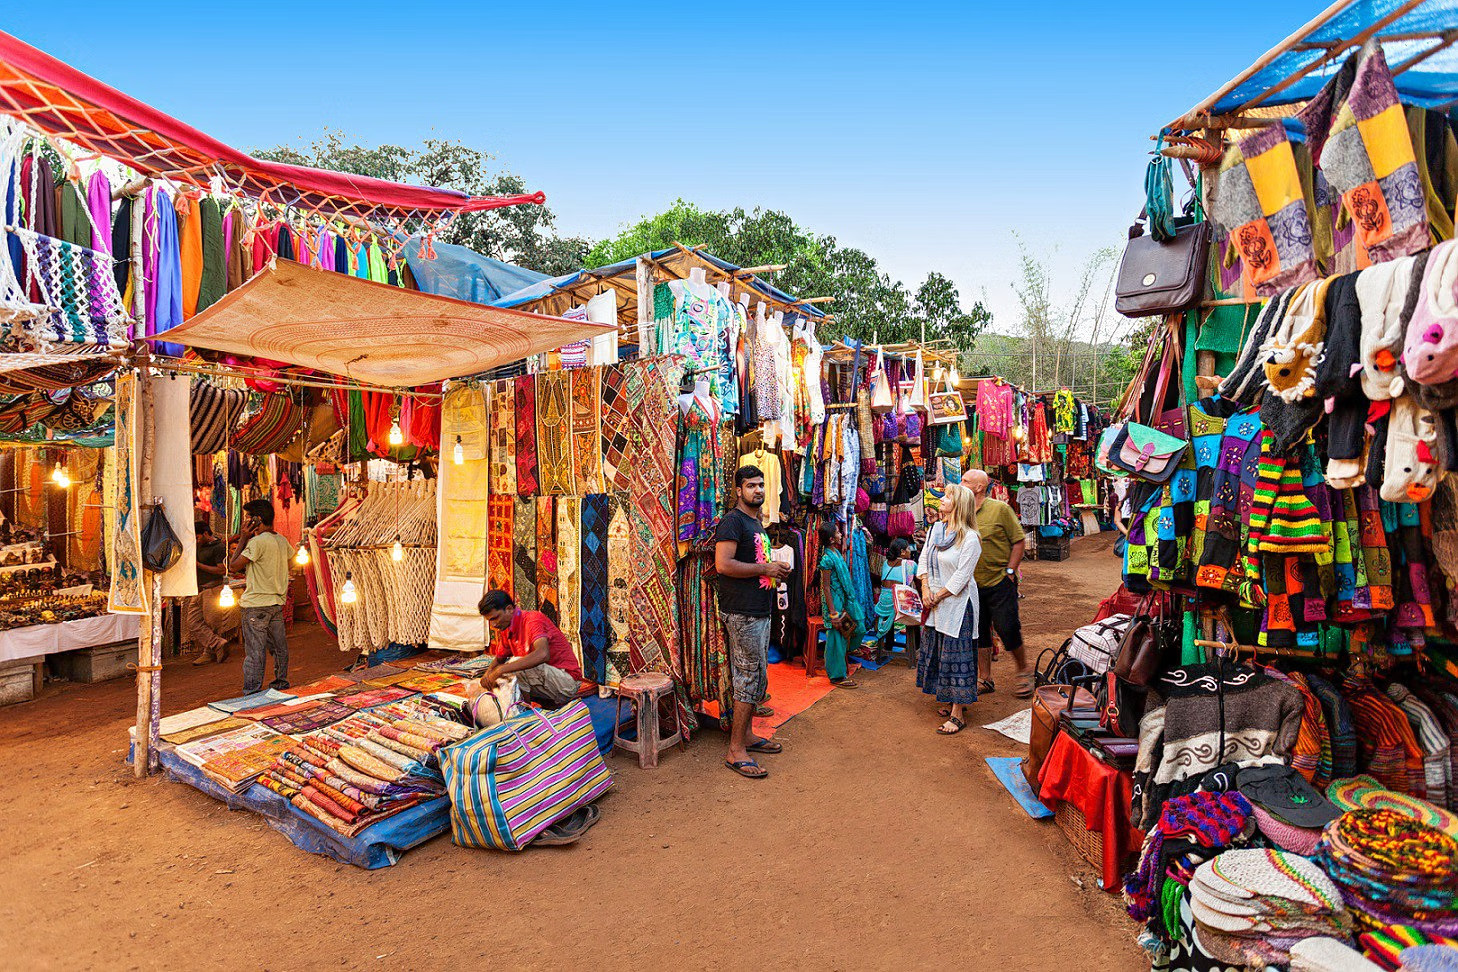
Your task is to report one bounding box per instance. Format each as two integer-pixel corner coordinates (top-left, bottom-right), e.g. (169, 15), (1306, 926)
(676, 393), (720, 552)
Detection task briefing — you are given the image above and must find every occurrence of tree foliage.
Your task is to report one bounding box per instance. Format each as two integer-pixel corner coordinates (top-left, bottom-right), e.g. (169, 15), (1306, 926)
(253, 131), (590, 275)
(589, 199), (990, 348)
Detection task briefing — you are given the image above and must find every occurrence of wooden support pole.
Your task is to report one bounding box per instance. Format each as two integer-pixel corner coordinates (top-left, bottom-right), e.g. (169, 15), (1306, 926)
(132, 351), (157, 778)
(635, 257), (654, 354)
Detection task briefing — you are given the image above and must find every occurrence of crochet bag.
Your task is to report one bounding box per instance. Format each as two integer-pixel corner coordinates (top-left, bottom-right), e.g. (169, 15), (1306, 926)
(439, 700), (612, 852)
(8, 226), (130, 349)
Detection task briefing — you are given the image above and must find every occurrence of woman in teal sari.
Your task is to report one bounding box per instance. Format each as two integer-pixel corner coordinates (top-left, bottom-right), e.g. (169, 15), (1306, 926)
(818, 521), (862, 689)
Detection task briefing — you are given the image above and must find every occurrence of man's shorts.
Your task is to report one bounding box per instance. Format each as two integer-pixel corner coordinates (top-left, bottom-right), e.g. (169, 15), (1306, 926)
(720, 612), (770, 705)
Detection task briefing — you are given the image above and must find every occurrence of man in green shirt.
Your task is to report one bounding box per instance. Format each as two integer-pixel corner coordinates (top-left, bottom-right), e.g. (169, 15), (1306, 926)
(965, 470), (1031, 698)
(227, 499), (295, 693)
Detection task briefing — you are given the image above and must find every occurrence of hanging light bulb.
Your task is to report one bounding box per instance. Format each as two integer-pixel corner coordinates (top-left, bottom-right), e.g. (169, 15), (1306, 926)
(949, 365), (961, 386)
(391, 537), (404, 562)
(933, 363), (945, 384)
(218, 582), (235, 608)
(50, 463), (71, 489)
(452, 435), (465, 465)
(294, 545), (310, 567)
(340, 572), (358, 604)
(387, 419), (404, 447)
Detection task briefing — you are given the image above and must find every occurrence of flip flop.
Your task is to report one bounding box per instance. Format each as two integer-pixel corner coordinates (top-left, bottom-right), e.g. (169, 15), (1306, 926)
(979, 679), (996, 694)
(830, 677), (859, 689)
(755, 704), (775, 717)
(937, 717), (967, 735)
(725, 759), (768, 779)
(532, 804), (602, 846)
(747, 739), (782, 755)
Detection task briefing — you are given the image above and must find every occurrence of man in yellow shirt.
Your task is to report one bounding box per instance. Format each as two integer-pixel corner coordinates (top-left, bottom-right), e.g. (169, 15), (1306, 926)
(226, 499), (295, 693)
(964, 470), (1031, 698)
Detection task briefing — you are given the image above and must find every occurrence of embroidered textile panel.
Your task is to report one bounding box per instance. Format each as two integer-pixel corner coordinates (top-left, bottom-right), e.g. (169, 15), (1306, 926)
(535, 371), (573, 496)
(514, 375), (538, 497)
(488, 380), (516, 496)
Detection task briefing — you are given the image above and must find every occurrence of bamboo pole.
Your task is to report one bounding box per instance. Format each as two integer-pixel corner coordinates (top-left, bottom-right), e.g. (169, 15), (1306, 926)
(128, 187), (153, 778)
(132, 350), (158, 777)
(635, 257), (654, 354)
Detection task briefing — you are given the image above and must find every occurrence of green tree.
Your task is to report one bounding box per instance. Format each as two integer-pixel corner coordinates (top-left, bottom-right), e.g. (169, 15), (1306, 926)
(253, 131), (589, 276)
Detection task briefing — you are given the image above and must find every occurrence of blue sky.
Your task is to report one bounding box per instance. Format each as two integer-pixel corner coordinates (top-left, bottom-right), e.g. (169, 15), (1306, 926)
(6, 2), (1302, 336)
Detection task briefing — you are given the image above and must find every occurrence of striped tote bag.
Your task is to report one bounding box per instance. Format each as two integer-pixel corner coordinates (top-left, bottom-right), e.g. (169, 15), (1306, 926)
(439, 700), (612, 851)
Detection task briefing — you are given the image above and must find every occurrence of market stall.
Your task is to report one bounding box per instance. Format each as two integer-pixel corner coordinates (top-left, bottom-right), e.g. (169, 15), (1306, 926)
(1031, 6), (1458, 969)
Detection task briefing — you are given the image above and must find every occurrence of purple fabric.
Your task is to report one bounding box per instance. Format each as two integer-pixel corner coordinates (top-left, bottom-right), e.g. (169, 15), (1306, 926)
(85, 171), (112, 255)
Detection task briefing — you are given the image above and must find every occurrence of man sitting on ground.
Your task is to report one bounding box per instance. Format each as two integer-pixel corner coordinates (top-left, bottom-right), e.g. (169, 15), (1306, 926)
(478, 590), (593, 707)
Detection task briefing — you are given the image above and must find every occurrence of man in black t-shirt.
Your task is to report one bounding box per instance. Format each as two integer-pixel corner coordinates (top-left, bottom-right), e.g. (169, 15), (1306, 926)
(714, 465), (791, 780)
(188, 521), (231, 666)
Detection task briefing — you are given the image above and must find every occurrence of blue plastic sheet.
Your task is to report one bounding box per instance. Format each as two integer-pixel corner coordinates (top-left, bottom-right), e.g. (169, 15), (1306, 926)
(402, 237), (548, 305)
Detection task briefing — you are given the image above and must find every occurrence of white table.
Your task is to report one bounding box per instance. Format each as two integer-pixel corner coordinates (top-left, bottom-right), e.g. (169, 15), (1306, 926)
(0, 613), (142, 664)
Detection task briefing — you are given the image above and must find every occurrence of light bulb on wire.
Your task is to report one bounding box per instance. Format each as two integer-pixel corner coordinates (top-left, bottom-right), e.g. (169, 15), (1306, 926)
(294, 545), (310, 567)
(933, 364), (945, 384)
(391, 537), (404, 562)
(50, 463), (71, 489)
(340, 572), (358, 605)
(387, 420), (404, 447)
(453, 436), (464, 465)
(218, 583), (235, 608)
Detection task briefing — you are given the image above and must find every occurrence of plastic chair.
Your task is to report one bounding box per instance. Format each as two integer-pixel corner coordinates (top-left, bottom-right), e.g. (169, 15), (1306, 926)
(612, 672), (684, 769)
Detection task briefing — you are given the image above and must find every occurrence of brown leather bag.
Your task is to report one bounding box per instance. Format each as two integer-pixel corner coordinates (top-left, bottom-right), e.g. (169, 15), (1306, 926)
(1114, 220), (1211, 318)
(1112, 595), (1175, 688)
(1024, 683), (1097, 788)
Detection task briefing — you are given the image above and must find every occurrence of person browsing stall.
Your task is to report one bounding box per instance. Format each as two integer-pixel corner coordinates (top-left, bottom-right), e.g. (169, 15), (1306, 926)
(917, 483), (983, 735)
(478, 590), (592, 707)
(226, 499), (294, 693)
(188, 520), (230, 666)
(963, 469), (1032, 698)
(714, 465), (792, 780)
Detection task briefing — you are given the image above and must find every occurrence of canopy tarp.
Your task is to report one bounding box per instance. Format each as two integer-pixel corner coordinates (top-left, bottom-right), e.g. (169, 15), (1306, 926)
(402, 237), (549, 305)
(1183, 0), (1458, 121)
(0, 31), (544, 220)
(150, 260), (614, 387)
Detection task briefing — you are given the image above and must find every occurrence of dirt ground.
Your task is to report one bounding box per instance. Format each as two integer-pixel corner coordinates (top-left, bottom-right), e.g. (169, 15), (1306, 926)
(0, 532), (1145, 971)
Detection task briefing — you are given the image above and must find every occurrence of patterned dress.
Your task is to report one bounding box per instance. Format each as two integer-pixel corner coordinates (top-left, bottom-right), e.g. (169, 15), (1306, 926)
(675, 394), (721, 551)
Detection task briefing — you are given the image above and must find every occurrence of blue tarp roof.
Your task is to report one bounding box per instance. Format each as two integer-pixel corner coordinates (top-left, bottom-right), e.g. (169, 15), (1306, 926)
(492, 247), (825, 318)
(1206, 0), (1458, 114)
(401, 236), (549, 305)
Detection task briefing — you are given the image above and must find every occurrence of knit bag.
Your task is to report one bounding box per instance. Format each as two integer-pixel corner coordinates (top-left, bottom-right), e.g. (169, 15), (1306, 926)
(438, 700), (612, 852)
(231, 393), (306, 455)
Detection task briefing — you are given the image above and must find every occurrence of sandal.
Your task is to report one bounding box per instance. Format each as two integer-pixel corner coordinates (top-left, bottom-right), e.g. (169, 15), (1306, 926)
(747, 739), (782, 755)
(1014, 671), (1034, 699)
(830, 677), (858, 689)
(725, 759), (768, 779)
(755, 704), (775, 717)
(979, 679), (996, 695)
(937, 717), (966, 735)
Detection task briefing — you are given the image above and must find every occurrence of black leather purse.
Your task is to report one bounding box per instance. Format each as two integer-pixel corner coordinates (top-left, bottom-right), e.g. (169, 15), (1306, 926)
(1114, 217), (1211, 318)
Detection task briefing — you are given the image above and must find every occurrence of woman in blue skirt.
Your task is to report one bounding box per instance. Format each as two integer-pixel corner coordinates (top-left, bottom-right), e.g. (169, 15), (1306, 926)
(916, 483), (982, 735)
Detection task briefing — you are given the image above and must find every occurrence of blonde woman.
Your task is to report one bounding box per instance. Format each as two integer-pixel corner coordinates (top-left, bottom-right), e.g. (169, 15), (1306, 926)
(916, 483), (983, 735)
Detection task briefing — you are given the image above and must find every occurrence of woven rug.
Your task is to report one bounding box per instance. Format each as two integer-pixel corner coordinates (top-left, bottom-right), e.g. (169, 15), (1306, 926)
(578, 493), (611, 683)
(556, 496), (583, 669)
(487, 494), (515, 597)
(570, 367), (604, 494)
(600, 363), (631, 492)
(535, 370), (573, 495)
(488, 379), (515, 496)
(606, 493), (632, 688)
(514, 374), (539, 497)
(513, 497), (538, 611)
(108, 371), (147, 614)
(536, 495), (559, 627)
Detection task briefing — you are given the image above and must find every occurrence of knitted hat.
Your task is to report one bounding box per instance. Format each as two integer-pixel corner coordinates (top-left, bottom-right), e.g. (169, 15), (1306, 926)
(1265, 278), (1334, 401)
(1379, 396), (1440, 503)
(1404, 240), (1458, 385)
(1357, 252), (1423, 401)
(1253, 805), (1324, 855)
(1223, 287), (1297, 407)
(1431, 477), (1458, 584)
(1289, 936), (1385, 971)
(1326, 774), (1458, 837)
(1399, 944), (1458, 971)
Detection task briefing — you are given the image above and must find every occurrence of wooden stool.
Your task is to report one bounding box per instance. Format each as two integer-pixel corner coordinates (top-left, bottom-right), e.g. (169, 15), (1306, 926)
(613, 672), (684, 769)
(803, 616), (824, 679)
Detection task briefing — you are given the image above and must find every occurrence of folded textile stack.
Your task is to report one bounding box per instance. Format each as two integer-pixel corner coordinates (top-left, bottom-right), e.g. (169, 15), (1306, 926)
(1328, 775), (1458, 838)
(256, 707), (471, 838)
(1315, 809), (1458, 940)
(1188, 849), (1353, 967)
(1398, 944), (1458, 971)
(175, 723), (299, 793)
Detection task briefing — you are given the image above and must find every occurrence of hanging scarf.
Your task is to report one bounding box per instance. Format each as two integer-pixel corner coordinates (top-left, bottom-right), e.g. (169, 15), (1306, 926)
(514, 374), (539, 497)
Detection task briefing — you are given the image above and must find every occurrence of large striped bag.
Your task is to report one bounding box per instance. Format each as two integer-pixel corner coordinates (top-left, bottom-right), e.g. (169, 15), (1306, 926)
(439, 700), (612, 851)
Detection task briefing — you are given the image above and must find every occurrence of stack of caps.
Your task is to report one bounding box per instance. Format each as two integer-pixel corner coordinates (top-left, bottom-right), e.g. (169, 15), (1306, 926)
(1240, 764), (1344, 855)
(1189, 848), (1354, 967)
(1328, 775), (1458, 839)
(1315, 809), (1458, 940)
(1290, 936), (1384, 971)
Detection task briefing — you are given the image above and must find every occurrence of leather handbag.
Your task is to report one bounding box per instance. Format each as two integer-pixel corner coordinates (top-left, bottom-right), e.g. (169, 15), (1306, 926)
(1106, 423), (1188, 484)
(1114, 219), (1211, 318)
(1025, 682), (1097, 788)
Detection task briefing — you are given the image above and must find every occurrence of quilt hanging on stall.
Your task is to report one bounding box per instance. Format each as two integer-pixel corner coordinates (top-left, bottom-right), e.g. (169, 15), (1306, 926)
(514, 374), (538, 497)
(108, 371), (147, 614)
(488, 380), (515, 496)
(535, 370), (573, 496)
(570, 368), (604, 494)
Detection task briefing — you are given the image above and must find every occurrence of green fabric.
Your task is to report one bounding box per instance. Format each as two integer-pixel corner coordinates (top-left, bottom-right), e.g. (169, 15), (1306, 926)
(820, 549), (864, 680)
(240, 532), (294, 608)
(196, 198), (227, 313)
(1181, 610), (1202, 665)
(56, 182), (92, 248)
(1185, 304), (1262, 402)
(973, 498), (1024, 587)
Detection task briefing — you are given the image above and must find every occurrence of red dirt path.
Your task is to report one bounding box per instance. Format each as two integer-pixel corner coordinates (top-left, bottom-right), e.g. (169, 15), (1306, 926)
(0, 533), (1143, 971)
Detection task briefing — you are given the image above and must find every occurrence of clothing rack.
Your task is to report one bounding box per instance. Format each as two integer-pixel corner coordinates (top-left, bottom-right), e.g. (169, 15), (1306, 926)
(1191, 638), (1325, 660)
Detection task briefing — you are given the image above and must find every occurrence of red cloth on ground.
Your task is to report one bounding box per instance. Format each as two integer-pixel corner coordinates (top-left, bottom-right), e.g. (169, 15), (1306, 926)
(1037, 730), (1142, 892)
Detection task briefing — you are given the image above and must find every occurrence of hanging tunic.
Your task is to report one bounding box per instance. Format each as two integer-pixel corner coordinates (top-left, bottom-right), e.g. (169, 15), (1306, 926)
(675, 394), (720, 552)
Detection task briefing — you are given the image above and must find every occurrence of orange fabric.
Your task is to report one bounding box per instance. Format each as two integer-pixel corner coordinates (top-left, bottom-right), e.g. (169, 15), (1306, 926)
(178, 196), (203, 319)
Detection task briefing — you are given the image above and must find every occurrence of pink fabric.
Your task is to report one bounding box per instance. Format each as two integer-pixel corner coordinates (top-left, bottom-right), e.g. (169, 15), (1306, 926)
(142, 187), (158, 334)
(976, 380), (1014, 437)
(85, 170), (111, 253)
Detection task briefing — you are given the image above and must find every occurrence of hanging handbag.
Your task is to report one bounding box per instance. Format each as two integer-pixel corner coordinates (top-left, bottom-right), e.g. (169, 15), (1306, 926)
(871, 348), (893, 412)
(1106, 318), (1189, 483)
(140, 502), (183, 573)
(1114, 141), (1211, 318)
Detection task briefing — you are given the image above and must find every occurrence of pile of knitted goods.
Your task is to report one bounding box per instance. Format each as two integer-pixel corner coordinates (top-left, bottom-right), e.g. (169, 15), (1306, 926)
(1188, 848), (1353, 967)
(1314, 809), (1458, 940)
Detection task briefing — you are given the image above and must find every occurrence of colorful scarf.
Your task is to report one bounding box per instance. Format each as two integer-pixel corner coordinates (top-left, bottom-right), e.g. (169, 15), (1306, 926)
(512, 497), (537, 611)
(233, 394), (305, 455)
(488, 379), (515, 496)
(486, 494), (515, 597)
(535, 370), (573, 495)
(514, 374), (538, 497)
(578, 493), (611, 683)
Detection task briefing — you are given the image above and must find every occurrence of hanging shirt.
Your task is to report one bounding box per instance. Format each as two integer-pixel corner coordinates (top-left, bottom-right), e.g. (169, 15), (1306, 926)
(741, 450), (782, 526)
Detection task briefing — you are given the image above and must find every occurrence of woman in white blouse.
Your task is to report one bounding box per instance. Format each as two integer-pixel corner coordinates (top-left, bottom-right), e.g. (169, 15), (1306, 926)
(916, 483), (983, 735)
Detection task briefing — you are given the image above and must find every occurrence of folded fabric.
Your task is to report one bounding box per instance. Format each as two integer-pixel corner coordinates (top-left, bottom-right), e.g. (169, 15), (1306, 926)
(207, 688), (295, 714)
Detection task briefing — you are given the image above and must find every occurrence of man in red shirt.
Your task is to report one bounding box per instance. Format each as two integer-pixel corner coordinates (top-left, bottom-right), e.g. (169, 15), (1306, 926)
(478, 590), (589, 706)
